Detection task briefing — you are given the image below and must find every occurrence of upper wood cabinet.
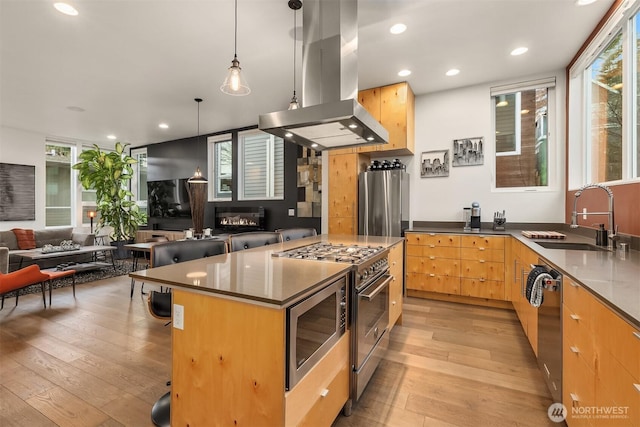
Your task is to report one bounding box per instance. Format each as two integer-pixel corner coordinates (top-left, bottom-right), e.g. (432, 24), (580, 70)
(355, 82), (415, 155)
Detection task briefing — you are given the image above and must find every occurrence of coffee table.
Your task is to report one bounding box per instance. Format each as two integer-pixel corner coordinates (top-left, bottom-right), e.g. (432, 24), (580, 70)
(15, 245), (117, 272)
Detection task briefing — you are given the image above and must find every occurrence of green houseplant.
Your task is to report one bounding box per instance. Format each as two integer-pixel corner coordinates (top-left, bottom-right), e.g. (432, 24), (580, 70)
(73, 142), (146, 257)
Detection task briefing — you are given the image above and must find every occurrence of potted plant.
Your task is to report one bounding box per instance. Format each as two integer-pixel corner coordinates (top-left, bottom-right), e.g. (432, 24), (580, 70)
(73, 142), (147, 258)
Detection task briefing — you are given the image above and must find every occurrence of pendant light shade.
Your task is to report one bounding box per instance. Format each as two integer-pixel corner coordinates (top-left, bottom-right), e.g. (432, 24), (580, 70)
(221, 0), (250, 96)
(287, 2), (301, 110)
(188, 98), (208, 184)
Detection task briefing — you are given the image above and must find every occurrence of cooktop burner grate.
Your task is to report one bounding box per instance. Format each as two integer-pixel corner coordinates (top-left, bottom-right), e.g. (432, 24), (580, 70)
(274, 243), (385, 264)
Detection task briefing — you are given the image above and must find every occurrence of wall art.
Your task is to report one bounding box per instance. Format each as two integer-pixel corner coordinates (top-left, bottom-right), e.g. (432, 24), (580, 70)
(0, 163), (36, 221)
(420, 150), (450, 178)
(453, 136), (484, 166)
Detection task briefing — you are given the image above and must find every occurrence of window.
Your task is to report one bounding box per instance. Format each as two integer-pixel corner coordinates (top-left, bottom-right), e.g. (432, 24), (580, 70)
(587, 32), (623, 182)
(131, 147), (148, 221)
(238, 131), (284, 200)
(45, 142), (74, 226)
(568, 4), (640, 186)
(209, 135), (232, 201)
(492, 78), (554, 189)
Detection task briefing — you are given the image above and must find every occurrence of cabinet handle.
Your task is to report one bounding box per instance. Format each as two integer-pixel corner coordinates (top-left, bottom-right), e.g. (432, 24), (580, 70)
(320, 389), (329, 397)
(479, 278), (486, 282)
(392, 301), (397, 306)
(429, 244), (435, 248)
(570, 346), (580, 354)
(392, 261), (397, 266)
(478, 247), (485, 251)
(479, 259), (485, 263)
(429, 256), (435, 260)
(513, 259), (519, 282)
(634, 384), (640, 393)
(570, 314), (580, 321)
(569, 281), (579, 288)
(633, 331), (640, 340)
(429, 274), (435, 277)
(429, 233), (435, 236)
(570, 393), (579, 403)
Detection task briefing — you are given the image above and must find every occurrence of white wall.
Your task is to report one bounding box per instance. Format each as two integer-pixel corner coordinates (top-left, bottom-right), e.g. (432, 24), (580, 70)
(406, 71), (567, 225)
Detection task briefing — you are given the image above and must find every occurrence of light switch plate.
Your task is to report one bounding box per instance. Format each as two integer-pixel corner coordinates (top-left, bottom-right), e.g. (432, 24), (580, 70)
(288, 208), (295, 216)
(173, 304), (184, 330)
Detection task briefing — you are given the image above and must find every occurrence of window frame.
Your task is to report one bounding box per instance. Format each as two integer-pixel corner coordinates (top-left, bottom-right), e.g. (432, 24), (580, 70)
(568, 2), (640, 189)
(130, 147), (148, 224)
(495, 92), (522, 157)
(237, 130), (284, 201)
(208, 133), (233, 202)
(45, 140), (76, 228)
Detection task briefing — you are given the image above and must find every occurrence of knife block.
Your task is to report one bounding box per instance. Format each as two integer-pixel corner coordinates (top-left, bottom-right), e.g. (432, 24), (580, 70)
(493, 217), (506, 231)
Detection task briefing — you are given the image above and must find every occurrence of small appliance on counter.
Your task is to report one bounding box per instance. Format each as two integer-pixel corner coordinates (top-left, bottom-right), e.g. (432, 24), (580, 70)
(470, 202), (481, 232)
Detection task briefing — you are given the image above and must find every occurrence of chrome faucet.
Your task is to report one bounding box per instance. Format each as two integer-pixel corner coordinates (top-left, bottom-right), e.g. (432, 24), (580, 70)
(570, 183), (618, 249)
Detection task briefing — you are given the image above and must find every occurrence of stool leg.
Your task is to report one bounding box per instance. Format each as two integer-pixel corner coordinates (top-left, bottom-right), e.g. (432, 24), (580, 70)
(49, 280), (52, 306)
(130, 278), (135, 299)
(72, 275), (76, 297)
(41, 283), (46, 308)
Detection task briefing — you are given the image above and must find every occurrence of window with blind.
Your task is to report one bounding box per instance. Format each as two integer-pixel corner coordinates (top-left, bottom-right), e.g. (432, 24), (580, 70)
(492, 78), (555, 189)
(238, 131), (284, 200)
(210, 135), (233, 201)
(131, 147), (148, 221)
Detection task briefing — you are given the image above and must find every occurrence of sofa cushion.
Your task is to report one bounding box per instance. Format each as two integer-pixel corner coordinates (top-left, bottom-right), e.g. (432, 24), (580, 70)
(0, 230), (19, 250)
(12, 228), (36, 250)
(35, 227), (73, 247)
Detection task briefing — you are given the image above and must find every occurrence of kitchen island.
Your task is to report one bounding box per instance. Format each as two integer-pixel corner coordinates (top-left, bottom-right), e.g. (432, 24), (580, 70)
(130, 234), (403, 427)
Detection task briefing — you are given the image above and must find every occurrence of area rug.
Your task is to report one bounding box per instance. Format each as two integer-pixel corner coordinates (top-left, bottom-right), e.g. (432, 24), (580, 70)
(13, 260), (135, 297)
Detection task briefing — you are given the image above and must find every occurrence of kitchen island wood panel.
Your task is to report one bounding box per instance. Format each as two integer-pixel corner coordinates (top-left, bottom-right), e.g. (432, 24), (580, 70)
(172, 289), (286, 426)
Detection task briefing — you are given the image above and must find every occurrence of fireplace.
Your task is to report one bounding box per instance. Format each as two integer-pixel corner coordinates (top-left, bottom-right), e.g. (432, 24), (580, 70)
(215, 207), (266, 233)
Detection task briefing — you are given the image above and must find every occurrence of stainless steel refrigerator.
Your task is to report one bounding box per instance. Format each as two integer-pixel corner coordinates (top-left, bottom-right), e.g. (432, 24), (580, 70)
(358, 170), (409, 237)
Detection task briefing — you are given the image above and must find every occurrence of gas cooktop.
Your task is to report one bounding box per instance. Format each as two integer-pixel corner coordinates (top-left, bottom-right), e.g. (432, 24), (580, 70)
(274, 242), (386, 264)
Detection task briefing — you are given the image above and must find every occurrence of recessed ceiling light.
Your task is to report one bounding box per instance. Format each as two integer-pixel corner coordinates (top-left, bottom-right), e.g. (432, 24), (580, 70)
(107, 135), (117, 140)
(511, 47), (528, 56)
(159, 123), (169, 129)
(445, 68), (460, 76)
(366, 136), (374, 141)
(575, 0), (597, 5)
(285, 132), (293, 138)
(348, 124), (358, 129)
(398, 69), (411, 77)
(311, 143), (318, 148)
(389, 23), (407, 35)
(54, 2), (78, 16)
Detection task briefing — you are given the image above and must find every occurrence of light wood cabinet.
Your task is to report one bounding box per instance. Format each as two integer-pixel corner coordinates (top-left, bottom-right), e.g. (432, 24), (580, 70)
(171, 289), (350, 426)
(355, 82), (415, 155)
(327, 153), (364, 234)
(406, 233), (461, 296)
(388, 241), (404, 330)
(507, 239), (539, 355)
(459, 236), (506, 300)
(563, 277), (640, 427)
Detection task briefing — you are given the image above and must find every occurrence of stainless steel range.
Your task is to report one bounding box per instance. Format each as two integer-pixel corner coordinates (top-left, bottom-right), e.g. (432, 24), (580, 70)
(276, 242), (391, 406)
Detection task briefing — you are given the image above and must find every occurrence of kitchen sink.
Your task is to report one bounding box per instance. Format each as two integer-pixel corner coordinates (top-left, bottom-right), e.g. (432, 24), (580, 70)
(535, 241), (609, 251)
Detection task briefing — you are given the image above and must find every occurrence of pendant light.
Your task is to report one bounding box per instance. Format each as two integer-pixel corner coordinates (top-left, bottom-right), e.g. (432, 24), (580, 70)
(188, 98), (208, 184)
(288, 2), (301, 110)
(221, 0), (250, 96)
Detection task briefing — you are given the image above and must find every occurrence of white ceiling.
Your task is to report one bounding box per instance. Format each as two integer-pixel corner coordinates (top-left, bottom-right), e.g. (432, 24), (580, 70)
(0, 0), (614, 148)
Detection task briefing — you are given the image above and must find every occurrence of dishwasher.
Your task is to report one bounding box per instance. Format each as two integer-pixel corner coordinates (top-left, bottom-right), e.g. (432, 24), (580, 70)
(526, 260), (562, 403)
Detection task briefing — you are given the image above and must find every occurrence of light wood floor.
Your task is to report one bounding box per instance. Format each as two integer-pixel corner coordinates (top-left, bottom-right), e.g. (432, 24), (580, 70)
(0, 275), (557, 426)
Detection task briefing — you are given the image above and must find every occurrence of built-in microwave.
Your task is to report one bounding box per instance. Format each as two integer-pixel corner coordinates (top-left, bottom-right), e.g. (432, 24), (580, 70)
(286, 274), (348, 390)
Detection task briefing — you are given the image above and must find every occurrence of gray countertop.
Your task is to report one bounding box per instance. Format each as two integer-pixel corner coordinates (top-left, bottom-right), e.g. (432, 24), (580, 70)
(129, 234), (403, 308)
(407, 227), (640, 327)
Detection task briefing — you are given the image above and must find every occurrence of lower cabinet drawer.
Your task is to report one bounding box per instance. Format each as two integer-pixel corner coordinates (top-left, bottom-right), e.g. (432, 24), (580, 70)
(285, 332), (350, 427)
(563, 341), (596, 427)
(406, 272), (460, 294)
(460, 278), (505, 300)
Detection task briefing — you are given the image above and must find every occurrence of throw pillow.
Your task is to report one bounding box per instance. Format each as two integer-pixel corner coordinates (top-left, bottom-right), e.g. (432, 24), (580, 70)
(11, 228), (36, 250)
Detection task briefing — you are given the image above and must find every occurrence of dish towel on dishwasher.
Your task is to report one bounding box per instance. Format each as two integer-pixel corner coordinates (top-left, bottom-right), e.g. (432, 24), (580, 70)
(526, 266), (551, 308)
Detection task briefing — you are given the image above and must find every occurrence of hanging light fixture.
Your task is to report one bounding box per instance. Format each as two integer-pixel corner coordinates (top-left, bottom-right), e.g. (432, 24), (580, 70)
(221, 0), (250, 96)
(188, 98), (208, 184)
(288, 2), (301, 110)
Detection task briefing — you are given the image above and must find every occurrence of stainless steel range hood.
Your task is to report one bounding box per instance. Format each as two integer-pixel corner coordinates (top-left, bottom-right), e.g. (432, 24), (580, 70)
(258, 0), (388, 150)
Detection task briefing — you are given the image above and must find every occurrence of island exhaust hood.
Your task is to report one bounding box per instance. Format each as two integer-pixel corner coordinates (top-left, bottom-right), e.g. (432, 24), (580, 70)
(258, 0), (388, 150)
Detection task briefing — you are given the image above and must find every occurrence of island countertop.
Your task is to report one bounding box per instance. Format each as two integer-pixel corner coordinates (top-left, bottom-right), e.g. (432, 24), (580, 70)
(129, 234), (403, 308)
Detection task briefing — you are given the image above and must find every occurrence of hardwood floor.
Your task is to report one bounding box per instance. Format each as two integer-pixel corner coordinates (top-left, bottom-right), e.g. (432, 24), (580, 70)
(1, 276), (557, 426)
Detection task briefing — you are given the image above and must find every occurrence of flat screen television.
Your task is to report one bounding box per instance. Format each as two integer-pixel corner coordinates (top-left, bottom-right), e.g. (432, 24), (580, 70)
(147, 178), (191, 218)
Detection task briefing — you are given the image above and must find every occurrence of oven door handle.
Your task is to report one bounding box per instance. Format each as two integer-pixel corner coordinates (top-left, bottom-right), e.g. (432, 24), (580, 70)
(360, 274), (392, 301)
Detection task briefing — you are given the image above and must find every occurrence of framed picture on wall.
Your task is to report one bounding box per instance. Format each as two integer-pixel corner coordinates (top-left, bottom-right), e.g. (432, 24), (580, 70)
(452, 136), (484, 166)
(0, 163), (35, 221)
(420, 150), (450, 178)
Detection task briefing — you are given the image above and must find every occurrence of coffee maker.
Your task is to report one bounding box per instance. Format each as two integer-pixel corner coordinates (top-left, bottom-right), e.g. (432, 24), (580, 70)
(470, 202), (481, 232)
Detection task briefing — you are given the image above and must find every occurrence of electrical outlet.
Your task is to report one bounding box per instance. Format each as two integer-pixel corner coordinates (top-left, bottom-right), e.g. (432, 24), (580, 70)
(173, 304), (184, 330)
(582, 208), (587, 220)
(288, 208), (295, 216)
